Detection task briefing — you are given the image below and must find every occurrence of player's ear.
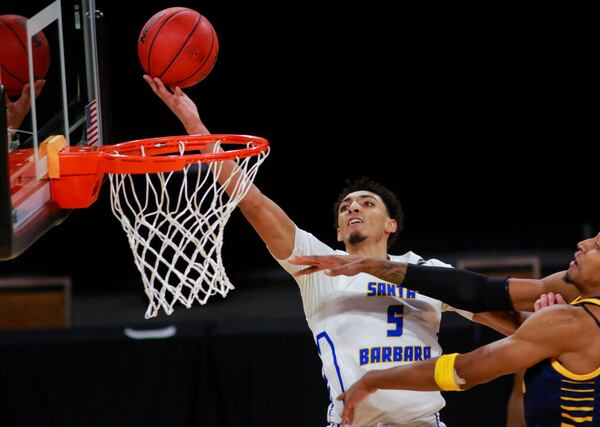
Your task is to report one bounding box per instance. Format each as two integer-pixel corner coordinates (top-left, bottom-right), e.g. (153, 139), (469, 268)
(385, 219), (397, 234)
(336, 227), (342, 242)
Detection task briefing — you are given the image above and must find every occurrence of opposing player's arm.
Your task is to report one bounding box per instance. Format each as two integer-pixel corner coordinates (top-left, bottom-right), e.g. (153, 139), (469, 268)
(508, 271), (578, 311)
(338, 305), (579, 424)
(471, 311), (521, 336)
(382, 306), (572, 389)
(455, 305), (576, 385)
(144, 76), (296, 259)
(472, 292), (567, 336)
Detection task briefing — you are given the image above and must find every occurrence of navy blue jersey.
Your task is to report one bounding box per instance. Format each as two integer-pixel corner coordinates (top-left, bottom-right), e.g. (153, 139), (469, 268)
(524, 297), (600, 427)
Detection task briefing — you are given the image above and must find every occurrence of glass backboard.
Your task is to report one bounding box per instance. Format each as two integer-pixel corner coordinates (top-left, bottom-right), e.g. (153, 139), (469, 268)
(0, 0), (108, 259)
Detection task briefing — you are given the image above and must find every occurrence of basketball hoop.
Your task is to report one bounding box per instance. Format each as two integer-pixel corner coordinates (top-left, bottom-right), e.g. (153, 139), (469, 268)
(47, 134), (269, 318)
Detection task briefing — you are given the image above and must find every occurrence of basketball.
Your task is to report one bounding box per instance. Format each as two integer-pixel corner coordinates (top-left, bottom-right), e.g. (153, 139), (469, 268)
(138, 7), (219, 89)
(0, 14), (51, 97)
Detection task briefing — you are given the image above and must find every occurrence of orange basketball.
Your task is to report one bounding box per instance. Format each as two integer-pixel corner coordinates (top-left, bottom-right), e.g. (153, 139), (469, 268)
(0, 14), (50, 97)
(138, 7), (219, 88)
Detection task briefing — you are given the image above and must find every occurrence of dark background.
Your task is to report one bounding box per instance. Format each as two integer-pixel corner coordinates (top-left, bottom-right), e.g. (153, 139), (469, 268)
(2, 3), (599, 282)
(0, 2), (599, 427)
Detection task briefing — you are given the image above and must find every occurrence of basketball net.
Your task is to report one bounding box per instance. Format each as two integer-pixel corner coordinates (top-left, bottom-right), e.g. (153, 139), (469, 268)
(108, 139), (269, 318)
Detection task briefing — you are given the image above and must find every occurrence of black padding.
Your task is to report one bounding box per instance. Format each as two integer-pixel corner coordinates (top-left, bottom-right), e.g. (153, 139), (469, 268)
(403, 264), (514, 312)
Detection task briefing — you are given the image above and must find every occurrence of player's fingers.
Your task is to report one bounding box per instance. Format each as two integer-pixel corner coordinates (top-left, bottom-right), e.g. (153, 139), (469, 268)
(287, 257), (301, 265)
(152, 77), (169, 93)
(340, 407), (349, 426)
(147, 76), (171, 98)
(556, 293), (566, 304)
(142, 74), (159, 91)
(347, 406), (355, 425)
(33, 79), (45, 96)
(327, 261), (363, 276)
(308, 255), (344, 263)
(293, 266), (323, 277)
(19, 84), (31, 102)
(539, 293), (548, 307)
(326, 265), (351, 276)
(289, 255), (325, 264)
(288, 256), (333, 269)
(547, 292), (556, 305)
(534, 299), (541, 312)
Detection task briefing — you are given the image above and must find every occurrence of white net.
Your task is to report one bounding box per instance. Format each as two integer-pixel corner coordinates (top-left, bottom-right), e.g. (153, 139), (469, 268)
(108, 139), (269, 318)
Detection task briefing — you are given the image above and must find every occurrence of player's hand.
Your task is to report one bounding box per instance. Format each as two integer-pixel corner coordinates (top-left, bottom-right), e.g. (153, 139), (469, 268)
(534, 292), (566, 312)
(142, 75), (209, 135)
(289, 255), (376, 277)
(6, 80), (45, 130)
(336, 377), (376, 426)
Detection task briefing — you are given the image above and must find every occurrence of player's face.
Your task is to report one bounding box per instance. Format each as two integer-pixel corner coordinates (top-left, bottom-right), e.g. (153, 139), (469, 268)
(336, 191), (397, 248)
(565, 232), (600, 290)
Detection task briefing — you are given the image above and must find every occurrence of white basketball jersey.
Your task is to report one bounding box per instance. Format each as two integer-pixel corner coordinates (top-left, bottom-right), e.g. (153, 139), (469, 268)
(274, 227), (455, 426)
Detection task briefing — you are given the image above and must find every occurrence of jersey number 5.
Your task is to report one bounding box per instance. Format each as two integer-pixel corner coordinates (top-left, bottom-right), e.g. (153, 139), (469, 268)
(387, 305), (404, 337)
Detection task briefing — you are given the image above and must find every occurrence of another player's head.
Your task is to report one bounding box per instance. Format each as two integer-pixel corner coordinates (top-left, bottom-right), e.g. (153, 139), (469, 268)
(564, 231), (600, 292)
(333, 177), (404, 250)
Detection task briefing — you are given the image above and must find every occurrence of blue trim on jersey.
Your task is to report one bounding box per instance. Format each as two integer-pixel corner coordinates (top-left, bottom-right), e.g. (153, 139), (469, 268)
(316, 331), (346, 393)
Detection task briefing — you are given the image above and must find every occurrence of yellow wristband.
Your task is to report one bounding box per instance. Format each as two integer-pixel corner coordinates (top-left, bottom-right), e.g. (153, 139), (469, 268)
(434, 353), (463, 391)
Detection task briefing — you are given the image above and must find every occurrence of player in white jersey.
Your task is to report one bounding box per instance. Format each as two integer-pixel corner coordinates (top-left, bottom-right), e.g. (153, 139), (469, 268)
(143, 75), (519, 426)
(277, 226), (454, 426)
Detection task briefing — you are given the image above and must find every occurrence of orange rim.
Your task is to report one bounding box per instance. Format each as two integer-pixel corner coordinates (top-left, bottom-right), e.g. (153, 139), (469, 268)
(57, 134), (269, 175)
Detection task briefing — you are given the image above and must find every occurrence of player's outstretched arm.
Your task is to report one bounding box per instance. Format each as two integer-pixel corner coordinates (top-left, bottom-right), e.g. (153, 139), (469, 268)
(289, 255), (576, 313)
(289, 255), (514, 312)
(337, 305), (578, 425)
(6, 80), (45, 131)
(143, 75), (296, 259)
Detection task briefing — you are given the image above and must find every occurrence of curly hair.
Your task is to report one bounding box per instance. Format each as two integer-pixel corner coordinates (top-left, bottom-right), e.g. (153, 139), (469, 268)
(333, 177), (404, 249)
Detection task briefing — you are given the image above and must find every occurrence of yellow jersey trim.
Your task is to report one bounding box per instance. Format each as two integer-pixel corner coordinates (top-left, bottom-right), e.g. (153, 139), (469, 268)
(561, 404), (594, 411)
(562, 413), (593, 423)
(561, 396), (595, 402)
(572, 298), (600, 307)
(552, 359), (600, 381)
(563, 379), (594, 385)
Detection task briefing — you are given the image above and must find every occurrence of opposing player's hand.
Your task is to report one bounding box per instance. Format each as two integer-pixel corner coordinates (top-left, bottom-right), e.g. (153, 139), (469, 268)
(142, 75), (209, 135)
(337, 378), (376, 426)
(289, 255), (376, 277)
(6, 80), (45, 130)
(534, 292), (566, 312)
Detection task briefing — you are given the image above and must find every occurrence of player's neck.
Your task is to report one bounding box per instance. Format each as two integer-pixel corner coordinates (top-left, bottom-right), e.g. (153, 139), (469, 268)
(579, 285), (600, 300)
(345, 241), (388, 259)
